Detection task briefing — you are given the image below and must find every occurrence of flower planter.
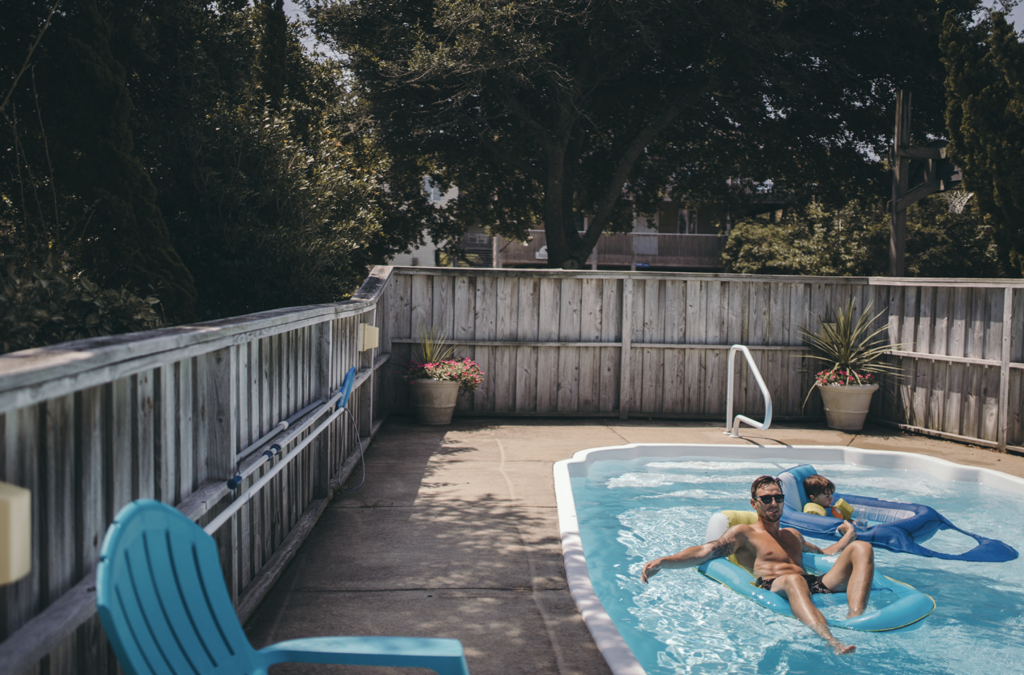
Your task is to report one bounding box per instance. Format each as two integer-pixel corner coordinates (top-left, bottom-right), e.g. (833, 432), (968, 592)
(816, 383), (879, 432)
(409, 378), (460, 425)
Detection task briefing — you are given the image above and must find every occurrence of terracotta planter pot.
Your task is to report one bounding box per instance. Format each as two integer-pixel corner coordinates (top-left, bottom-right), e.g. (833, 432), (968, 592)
(817, 383), (879, 432)
(409, 379), (460, 425)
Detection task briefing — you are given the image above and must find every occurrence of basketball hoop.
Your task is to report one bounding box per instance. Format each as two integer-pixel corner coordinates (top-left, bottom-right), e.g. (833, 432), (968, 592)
(943, 189), (973, 214)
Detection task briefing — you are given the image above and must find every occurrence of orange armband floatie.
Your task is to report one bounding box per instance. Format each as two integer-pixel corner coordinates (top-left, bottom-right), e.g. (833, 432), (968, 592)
(803, 499), (855, 520)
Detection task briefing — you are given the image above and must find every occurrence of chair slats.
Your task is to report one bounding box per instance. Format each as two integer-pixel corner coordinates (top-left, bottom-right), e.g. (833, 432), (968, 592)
(98, 501), (471, 675)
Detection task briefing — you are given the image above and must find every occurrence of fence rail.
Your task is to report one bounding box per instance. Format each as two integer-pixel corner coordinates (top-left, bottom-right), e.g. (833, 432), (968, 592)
(0, 267), (397, 675)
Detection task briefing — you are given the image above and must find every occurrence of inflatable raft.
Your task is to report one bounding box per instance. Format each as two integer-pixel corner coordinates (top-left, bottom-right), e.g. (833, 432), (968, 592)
(776, 465), (1018, 562)
(697, 510), (935, 631)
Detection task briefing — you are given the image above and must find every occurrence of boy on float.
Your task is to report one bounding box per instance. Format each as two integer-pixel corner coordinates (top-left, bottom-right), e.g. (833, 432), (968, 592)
(803, 474), (855, 520)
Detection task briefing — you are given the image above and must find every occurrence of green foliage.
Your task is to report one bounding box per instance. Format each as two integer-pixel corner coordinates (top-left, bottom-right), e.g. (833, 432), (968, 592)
(941, 11), (1024, 276)
(2, 0), (436, 337)
(722, 194), (1000, 277)
(1, 0), (198, 322)
(414, 326), (455, 365)
(0, 257), (164, 355)
(311, 0), (979, 268)
(797, 299), (902, 408)
(107, 1), (437, 319)
(722, 200), (887, 276)
(254, 0), (288, 105)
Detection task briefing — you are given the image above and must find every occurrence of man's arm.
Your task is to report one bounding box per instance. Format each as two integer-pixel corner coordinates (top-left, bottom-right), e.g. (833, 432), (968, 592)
(799, 521), (857, 556)
(641, 527), (743, 583)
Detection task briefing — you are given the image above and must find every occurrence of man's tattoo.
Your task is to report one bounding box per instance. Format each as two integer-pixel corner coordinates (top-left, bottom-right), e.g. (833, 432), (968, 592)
(709, 539), (736, 559)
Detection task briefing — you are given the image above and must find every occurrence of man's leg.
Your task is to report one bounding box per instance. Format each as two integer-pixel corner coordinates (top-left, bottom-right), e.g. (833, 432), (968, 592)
(770, 575), (855, 655)
(820, 540), (874, 617)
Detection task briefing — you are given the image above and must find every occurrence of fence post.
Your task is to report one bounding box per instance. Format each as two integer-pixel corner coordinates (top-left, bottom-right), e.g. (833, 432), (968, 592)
(999, 285), (1013, 451)
(619, 276), (633, 420)
(205, 346), (237, 481)
(359, 309), (376, 437)
(314, 319), (333, 498)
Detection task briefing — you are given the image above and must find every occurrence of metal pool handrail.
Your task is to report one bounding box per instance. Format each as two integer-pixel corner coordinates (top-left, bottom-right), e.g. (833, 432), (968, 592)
(725, 344), (772, 438)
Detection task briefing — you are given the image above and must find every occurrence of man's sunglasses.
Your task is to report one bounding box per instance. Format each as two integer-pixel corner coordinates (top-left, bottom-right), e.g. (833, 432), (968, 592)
(756, 494), (785, 505)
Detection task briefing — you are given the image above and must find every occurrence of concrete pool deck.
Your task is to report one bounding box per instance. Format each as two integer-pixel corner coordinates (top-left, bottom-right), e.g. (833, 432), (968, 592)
(243, 418), (1024, 674)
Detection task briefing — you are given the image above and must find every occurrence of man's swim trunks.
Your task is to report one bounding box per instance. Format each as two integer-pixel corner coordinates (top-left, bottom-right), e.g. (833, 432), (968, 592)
(753, 574), (835, 594)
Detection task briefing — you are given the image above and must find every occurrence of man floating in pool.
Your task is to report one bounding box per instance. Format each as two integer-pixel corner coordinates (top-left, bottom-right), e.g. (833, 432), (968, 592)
(640, 475), (873, 655)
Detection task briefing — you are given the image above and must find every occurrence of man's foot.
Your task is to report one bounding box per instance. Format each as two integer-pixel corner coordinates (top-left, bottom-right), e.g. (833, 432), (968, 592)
(829, 640), (855, 655)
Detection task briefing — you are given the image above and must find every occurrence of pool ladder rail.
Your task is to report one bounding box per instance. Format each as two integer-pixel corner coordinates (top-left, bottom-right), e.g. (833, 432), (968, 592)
(724, 344), (772, 438)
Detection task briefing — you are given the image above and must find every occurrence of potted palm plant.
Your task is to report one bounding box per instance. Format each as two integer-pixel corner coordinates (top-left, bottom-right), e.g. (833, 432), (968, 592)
(407, 327), (484, 425)
(798, 299), (901, 431)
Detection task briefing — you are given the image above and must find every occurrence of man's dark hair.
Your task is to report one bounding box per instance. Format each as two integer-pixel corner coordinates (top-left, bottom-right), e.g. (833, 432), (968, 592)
(803, 474), (836, 499)
(750, 475), (782, 499)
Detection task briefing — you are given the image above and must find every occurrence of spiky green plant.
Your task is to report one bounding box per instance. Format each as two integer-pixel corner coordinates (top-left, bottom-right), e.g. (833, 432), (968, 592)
(797, 299), (902, 409)
(415, 326), (455, 365)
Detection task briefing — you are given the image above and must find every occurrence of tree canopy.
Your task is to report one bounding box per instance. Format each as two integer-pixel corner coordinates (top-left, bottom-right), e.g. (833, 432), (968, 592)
(3, 0), (438, 339)
(308, 0), (979, 268)
(942, 10), (1024, 276)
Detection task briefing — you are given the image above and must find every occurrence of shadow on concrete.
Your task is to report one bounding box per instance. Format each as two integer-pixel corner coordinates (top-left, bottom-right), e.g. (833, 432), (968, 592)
(244, 417), (612, 675)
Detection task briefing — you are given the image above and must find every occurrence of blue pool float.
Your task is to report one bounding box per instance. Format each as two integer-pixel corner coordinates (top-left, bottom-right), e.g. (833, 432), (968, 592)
(777, 464), (1018, 563)
(697, 510), (935, 632)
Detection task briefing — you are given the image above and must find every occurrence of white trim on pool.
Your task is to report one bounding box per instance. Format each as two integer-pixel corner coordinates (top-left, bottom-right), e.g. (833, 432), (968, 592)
(553, 443), (1024, 675)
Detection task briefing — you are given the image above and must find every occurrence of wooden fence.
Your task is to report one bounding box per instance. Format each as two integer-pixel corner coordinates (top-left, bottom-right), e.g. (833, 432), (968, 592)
(384, 268), (1024, 452)
(0, 268), (394, 675)
(2, 265), (1022, 675)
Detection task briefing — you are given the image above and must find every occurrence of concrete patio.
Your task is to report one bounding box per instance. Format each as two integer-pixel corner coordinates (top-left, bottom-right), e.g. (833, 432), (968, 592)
(243, 418), (1024, 674)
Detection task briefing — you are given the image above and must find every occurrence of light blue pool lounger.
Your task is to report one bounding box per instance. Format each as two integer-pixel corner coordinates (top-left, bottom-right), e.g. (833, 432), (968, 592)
(97, 499), (471, 675)
(698, 510), (935, 632)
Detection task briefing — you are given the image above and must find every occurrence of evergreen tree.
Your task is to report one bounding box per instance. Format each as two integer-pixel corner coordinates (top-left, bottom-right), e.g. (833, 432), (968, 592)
(2, 0), (198, 321)
(941, 11), (1024, 276)
(254, 0), (288, 105)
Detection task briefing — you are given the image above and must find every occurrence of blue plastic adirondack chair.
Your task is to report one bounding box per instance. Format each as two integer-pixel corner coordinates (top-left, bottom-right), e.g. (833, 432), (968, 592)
(96, 500), (471, 675)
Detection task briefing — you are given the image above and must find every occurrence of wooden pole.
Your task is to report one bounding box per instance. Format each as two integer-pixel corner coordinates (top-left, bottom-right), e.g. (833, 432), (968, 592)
(890, 90), (912, 277)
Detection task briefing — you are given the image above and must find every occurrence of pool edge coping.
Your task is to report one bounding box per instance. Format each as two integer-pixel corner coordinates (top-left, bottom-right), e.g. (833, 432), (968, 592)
(553, 442), (1024, 675)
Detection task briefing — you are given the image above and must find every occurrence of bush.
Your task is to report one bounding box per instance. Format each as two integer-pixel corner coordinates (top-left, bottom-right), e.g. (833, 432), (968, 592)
(722, 196), (1001, 278)
(0, 259), (164, 354)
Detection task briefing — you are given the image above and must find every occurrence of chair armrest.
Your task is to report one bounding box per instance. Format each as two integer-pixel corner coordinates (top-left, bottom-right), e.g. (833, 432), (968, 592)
(258, 636), (470, 675)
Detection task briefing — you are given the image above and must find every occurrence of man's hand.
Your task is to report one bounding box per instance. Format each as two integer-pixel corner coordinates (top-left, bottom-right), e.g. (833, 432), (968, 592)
(641, 559), (662, 583)
(821, 519), (858, 555)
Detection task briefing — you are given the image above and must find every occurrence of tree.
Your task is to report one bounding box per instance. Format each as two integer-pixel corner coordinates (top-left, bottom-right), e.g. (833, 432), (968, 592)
(941, 10), (1024, 276)
(99, 0), (437, 318)
(308, 0), (978, 269)
(722, 193), (1000, 277)
(2, 0), (198, 321)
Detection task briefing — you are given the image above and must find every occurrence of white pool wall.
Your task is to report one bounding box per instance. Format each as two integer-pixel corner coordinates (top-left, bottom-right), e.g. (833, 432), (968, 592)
(553, 443), (1024, 675)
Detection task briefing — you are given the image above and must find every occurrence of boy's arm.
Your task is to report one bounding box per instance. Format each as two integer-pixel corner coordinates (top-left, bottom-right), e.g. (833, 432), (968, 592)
(641, 526), (744, 583)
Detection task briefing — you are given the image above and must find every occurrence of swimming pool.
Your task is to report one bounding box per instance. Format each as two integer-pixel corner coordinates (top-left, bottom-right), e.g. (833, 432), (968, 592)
(554, 444), (1024, 675)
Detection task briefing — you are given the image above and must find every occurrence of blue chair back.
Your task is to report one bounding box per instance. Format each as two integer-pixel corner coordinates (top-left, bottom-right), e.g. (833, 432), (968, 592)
(778, 464), (817, 512)
(97, 500), (259, 675)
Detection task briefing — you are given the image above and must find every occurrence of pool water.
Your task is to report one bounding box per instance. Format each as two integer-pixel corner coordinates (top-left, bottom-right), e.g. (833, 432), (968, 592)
(572, 458), (1024, 674)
